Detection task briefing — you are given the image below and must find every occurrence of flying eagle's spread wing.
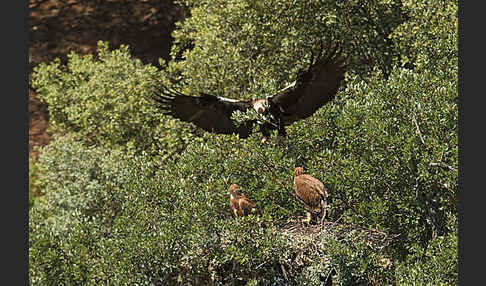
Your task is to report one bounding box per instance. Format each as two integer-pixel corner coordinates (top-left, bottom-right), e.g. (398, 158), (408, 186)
(294, 174), (328, 214)
(152, 85), (255, 138)
(269, 43), (347, 125)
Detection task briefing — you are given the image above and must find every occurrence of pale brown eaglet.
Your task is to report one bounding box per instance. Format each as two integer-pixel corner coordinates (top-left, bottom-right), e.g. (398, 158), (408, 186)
(293, 167), (329, 224)
(228, 184), (260, 218)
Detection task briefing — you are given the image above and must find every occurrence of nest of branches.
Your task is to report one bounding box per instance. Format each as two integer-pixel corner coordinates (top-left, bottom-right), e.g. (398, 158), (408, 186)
(273, 216), (398, 283)
(277, 216), (397, 251)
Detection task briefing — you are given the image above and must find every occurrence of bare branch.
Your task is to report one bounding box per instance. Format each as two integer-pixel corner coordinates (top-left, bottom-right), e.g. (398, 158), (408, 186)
(412, 113), (426, 146)
(429, 162), (457, 172)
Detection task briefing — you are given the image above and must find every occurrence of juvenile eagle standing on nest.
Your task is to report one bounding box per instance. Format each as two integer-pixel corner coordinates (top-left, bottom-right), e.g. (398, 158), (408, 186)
(228, 184), (259, 218)
(151, 41), (346, 140)
(293, 167), (329, 224)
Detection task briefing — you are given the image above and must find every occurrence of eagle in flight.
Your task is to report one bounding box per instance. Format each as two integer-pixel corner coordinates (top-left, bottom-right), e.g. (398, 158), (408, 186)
(151, 42), (346, 139)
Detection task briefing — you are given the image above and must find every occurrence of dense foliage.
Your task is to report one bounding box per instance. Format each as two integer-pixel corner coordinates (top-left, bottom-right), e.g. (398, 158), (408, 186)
(31, 42), (196, 161)
(167, 0), (409, 96)
(30, 0), (458, 284)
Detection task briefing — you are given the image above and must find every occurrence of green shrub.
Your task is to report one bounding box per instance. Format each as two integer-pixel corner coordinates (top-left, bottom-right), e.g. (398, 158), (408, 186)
(318, 65), (457, 256)
(30, 133), (404, 285)
(29, 0), (458, 284)
(28, 135), (290, 285)
(30, 41), (195, 161)
(29, 135), (155, 284)
(395, 214), (458, 285)
(29, 158), (42, 208)
(391, 0), (458, 74)
(168, 0), (408, 97)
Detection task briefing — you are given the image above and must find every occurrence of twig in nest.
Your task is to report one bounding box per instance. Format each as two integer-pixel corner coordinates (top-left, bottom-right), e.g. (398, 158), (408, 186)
(324, 267), (336, 286)
(255, 261), (266, 269)
(329, 214), (344, 229)
(280, 263), (288, 280)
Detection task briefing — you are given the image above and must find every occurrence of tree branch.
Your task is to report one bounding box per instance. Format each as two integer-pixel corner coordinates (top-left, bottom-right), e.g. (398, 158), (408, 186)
(429, 162), (457, 172)
(412, 113), (426, 146)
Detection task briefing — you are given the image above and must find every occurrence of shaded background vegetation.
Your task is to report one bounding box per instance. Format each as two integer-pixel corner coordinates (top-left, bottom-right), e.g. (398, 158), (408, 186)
(29, 0), (187, 159)
(29, 0), (458, 285)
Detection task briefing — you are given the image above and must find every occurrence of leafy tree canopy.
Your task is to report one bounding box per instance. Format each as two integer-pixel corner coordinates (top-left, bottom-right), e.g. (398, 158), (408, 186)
(30, 0), (458, 284)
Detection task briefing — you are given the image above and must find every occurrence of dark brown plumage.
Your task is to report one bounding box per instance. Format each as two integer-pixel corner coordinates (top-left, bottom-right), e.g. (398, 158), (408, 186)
(293, 167), (328, 224)
(151, 42), (347, 139)
(228, 184), (259, 218)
